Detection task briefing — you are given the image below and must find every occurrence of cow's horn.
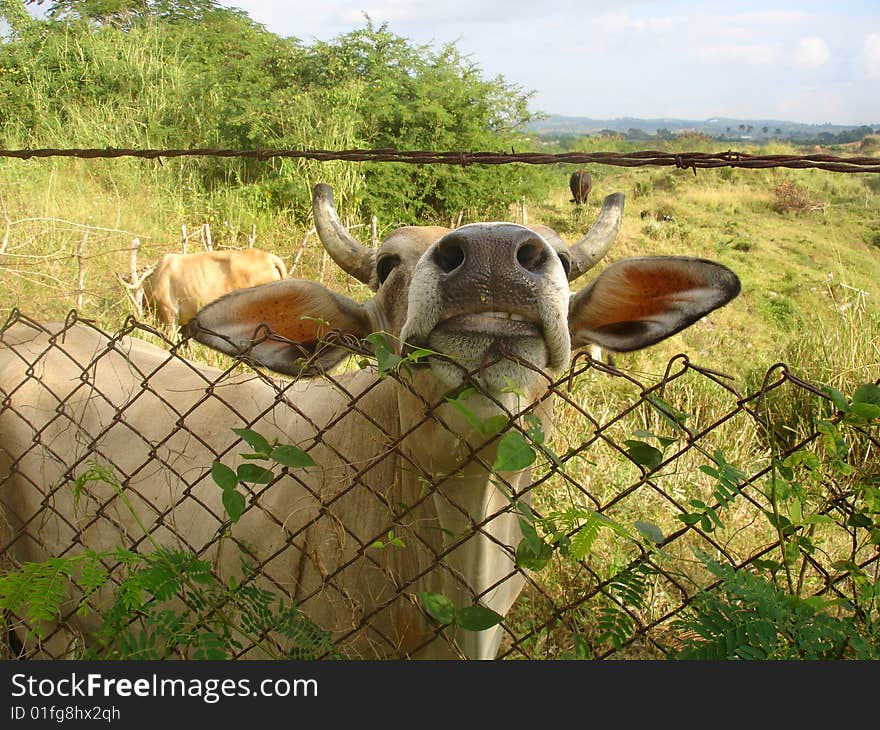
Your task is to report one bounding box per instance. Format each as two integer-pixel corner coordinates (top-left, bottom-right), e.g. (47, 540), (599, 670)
(568, 192), (625, 281)
(312, 183), (376, 288)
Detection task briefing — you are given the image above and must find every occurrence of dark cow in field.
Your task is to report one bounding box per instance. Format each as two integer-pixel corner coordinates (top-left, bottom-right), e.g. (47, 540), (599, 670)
(569, 170), (593, 205)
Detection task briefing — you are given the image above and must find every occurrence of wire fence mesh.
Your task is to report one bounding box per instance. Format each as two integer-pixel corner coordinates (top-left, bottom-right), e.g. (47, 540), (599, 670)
(1, 309), (877, 659)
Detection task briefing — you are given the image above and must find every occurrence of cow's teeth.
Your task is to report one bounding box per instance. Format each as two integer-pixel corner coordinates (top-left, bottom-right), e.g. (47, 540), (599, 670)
(484, 311), (525, 321)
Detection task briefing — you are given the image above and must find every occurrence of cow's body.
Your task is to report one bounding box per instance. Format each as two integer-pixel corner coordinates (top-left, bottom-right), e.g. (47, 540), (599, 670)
(569, 170), (593, 205)
(0, 320), (529, 658)
(0, 184), (740, 659)
(143, 248), (287, 327)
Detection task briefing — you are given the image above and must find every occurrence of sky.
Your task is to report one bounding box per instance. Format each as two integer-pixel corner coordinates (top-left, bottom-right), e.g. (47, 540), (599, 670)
(216, 0), (880, 126)
(10, 0), (879, 125)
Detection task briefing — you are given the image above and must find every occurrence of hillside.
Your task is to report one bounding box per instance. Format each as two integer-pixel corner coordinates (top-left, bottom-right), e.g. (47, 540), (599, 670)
(528, 114), (879, 142)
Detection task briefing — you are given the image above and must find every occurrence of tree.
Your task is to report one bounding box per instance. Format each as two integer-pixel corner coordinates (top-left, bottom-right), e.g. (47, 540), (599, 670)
(0, 0), (33, 35)
(41, 0), (224, 27)
(295, 19), (539, 222)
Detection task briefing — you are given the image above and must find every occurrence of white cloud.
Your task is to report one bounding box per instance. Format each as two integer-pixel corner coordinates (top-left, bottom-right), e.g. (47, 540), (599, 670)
(793, 36), (831, 69)
(696, 44), (778, 66)
(863, 33), (880, 79)
(218, 2), (879, 123)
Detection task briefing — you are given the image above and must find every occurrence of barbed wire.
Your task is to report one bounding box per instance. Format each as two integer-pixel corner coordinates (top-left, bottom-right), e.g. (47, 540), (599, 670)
(2, 147), (879, 173)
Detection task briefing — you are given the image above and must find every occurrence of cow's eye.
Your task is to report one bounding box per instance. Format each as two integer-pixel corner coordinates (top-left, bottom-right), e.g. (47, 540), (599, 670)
(376, 255), (400, 284)
(556, 251), (572, 277)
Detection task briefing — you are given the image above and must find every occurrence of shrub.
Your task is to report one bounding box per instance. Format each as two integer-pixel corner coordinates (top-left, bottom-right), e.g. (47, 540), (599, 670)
(773, 181), (824, 214)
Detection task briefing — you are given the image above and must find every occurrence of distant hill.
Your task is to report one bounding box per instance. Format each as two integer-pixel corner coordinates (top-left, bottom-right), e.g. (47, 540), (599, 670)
(527, 115), (879, 141)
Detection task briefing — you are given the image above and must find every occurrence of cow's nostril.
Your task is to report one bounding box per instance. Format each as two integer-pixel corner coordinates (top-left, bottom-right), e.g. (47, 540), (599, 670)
(516, 238), (545, 272)
(436, 237), (465, 274)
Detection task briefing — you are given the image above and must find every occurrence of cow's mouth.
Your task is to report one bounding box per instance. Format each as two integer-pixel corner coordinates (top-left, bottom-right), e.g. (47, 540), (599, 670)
(433, 311), (542, 338)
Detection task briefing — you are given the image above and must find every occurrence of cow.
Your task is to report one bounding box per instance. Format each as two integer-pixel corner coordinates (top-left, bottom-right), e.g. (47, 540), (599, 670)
(569, 170), (593, 205)
(142, 247), (288, 328)
(0, 183), (740, 660)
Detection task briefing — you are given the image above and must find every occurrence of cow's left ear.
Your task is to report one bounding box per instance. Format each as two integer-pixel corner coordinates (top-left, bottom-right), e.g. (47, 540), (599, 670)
(568, 257), (741, 352)
(184, 279), (374, 375)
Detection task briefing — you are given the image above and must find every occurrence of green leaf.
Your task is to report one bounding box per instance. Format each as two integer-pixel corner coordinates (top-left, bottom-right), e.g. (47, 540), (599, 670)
(782, 450), (820, 470)
(493, 431), (536, 472)
(445, 388), (488, 432)
(444, 391), (509, 437)
(232, 428), (271, 456)
(271, 444), (316, 468)
(523, 413), (545, 445)
(847, 512), (873, 528)
(852, 383), (880, 406)
(211, 461), (238, 491)
(632, 429), (677, 449)
(752, 558), (781, 572)
(515, 538), (553, 571)
(236, 464), (275, 484)
(418, 591), (455, 625)
(644, 394), (689, 430)
(849, 402), (880, 420)
(803, 514), (834, 526)
(222, 489), (246, 523)
(569, 514), (604, 561)
(514, 502), (545, 558)
(403, 348), (435, 364)
(634, 521), (665, 545)
(624, 440), (663, 471)
(481, 415), (509, 436)
(821, 384), (850, 412)
(678, 513), (703, 526)
(456, 605), (503, 631)
(366, 333), (403, 375)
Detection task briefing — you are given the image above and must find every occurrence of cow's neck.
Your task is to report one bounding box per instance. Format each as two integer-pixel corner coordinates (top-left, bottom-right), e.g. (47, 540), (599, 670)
(394, 379), (549, 659)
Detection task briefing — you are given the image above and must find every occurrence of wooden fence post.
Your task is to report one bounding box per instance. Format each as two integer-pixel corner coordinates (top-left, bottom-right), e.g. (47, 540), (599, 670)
(130, 237), (143, 316)
(248, 223), (256, 248)
(76, 230), (88, 311)
(203, 223), (213, 251)
(0, 187), (10, 255)
(181, 224), (189, 254)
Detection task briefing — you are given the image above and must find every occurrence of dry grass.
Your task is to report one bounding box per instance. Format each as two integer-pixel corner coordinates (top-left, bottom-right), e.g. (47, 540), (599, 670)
(772, 180), (825, 214)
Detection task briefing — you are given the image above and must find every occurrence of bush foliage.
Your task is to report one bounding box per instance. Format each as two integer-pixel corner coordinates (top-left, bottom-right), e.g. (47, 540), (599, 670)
(0, 0), (553, 222)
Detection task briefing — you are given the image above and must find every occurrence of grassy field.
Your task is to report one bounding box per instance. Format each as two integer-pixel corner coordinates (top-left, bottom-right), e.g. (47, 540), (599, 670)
(1, 138), (879, 658)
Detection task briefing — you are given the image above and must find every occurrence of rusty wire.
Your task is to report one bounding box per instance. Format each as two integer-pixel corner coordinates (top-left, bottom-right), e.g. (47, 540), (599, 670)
(1, 147), (879, 174)
(0, 311), (877, 660)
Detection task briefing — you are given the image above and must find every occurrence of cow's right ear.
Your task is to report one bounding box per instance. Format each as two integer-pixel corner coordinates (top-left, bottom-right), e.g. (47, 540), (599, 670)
(568, 256), (741, 352)
(184, 279), (374, 376)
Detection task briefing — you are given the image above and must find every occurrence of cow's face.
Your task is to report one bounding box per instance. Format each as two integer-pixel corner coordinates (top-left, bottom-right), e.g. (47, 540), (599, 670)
(398, 222), (571, 393)
(186, 184), (740, 399)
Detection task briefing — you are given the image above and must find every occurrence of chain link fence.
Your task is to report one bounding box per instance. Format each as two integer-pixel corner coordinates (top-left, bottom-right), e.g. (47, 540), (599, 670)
(0, 309), (877, 659)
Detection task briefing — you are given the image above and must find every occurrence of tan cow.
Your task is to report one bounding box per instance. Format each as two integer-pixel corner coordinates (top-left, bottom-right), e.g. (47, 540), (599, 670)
(0, 184), (740, 659)
(142, 247), (287, 328)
